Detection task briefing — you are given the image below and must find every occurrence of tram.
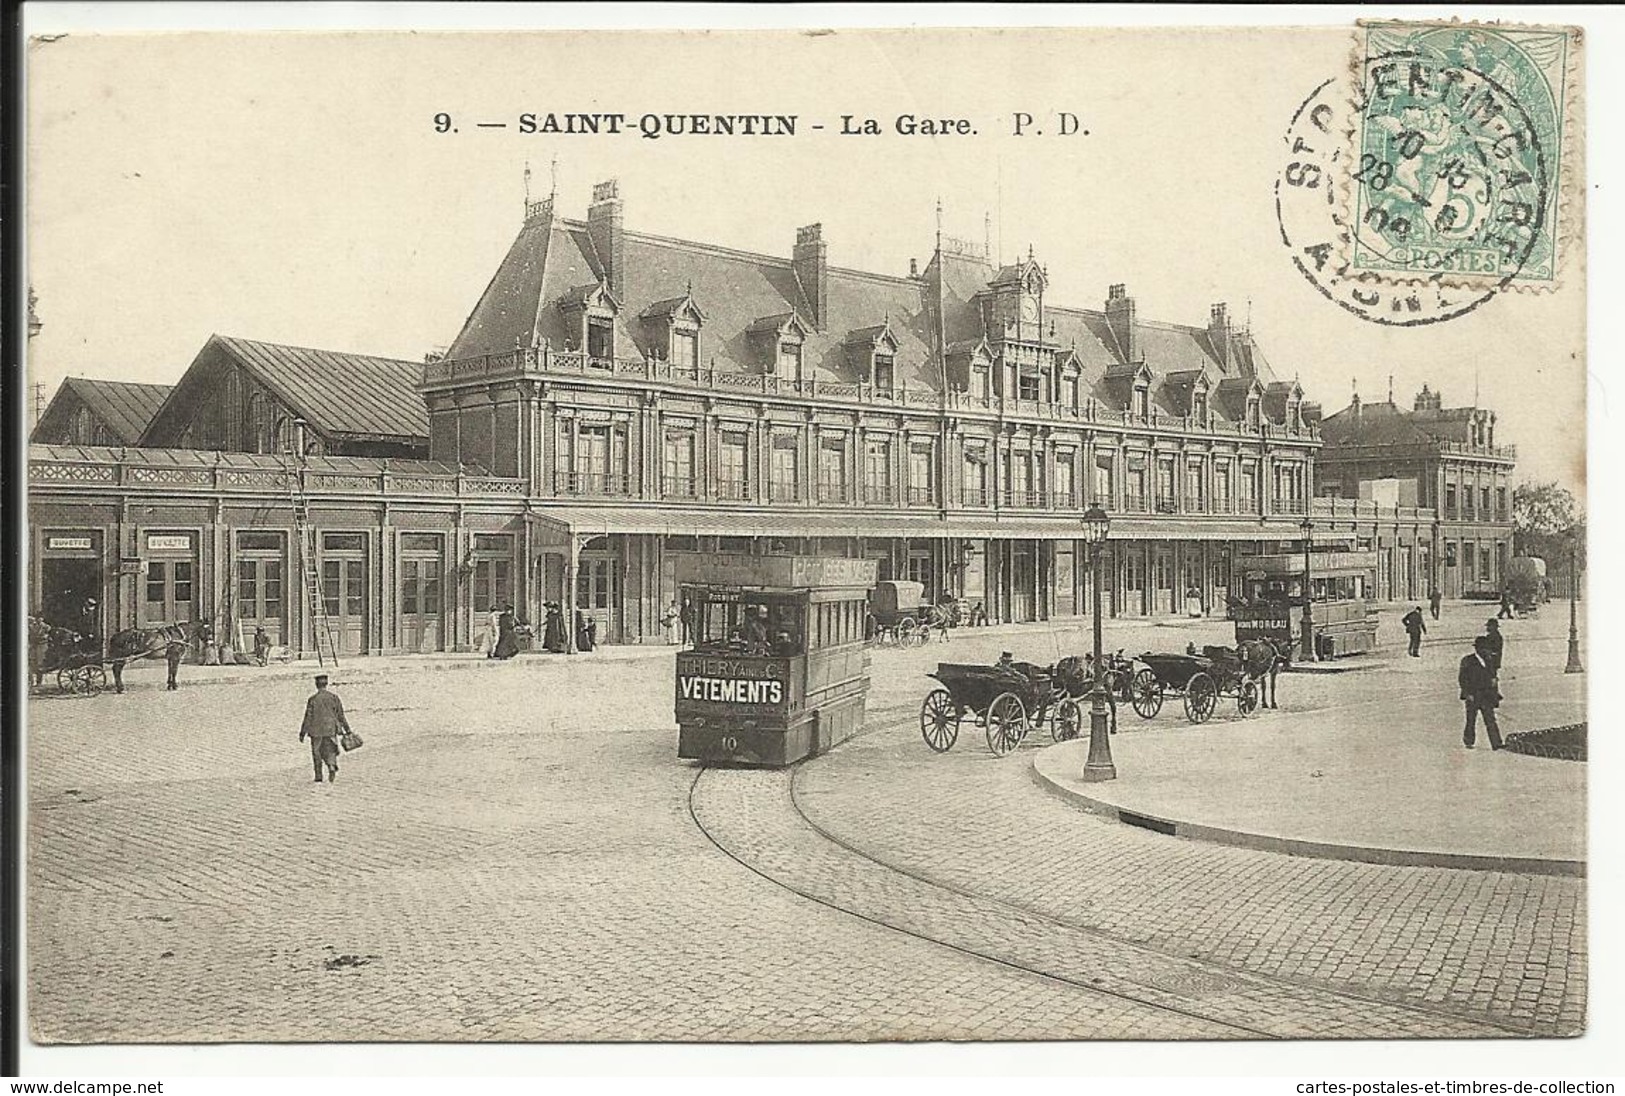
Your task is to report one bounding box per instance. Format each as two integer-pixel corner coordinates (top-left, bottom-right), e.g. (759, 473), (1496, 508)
(674, 553), (876, 766)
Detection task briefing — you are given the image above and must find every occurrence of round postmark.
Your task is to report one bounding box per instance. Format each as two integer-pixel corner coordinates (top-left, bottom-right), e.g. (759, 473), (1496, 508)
(1275, 48), (1551, 327)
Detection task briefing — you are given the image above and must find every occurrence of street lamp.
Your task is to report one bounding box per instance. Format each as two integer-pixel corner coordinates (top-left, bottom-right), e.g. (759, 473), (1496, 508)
(1081, 505), (1116, 782)
(1565, 541), (1584, 674)
(1299, 515), (1317, 662)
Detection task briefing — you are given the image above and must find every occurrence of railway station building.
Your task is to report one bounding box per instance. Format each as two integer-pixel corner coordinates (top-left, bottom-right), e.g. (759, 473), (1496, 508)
(27, 179), (1512, 654)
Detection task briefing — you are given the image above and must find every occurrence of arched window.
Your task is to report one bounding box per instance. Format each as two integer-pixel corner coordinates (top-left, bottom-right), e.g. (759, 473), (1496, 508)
(247, 392), (268, 453)
(70, 406), (94, 444)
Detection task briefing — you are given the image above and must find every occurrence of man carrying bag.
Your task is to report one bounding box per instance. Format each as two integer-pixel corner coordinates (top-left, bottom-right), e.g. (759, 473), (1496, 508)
(299, 674), (358, 784)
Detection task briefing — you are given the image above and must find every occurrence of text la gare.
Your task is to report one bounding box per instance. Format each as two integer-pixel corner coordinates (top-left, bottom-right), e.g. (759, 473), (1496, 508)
(842, 114), (975, 136)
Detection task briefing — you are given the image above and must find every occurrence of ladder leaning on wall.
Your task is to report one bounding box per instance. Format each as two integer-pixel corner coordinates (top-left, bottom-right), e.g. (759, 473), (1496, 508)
(283, 445), (340, 668)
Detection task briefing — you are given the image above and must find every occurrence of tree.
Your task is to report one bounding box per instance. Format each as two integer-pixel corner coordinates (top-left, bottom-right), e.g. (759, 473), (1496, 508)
(1513, 482), (1585, 573)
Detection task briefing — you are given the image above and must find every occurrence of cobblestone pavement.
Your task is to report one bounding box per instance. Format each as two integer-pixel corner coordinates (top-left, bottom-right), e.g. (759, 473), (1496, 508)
(28, 661), (1232, 1043)
(27, 602), (1584, 1042)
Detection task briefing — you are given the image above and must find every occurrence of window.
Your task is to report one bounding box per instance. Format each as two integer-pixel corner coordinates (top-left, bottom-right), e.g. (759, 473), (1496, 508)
(471, 534), (513, 613)
(1213, 460), (1232, 511)
(864, 438), (891, 501)
(909, 443), (934, 505)
(1018, 370), (1041, 402)
(1188, 460), (1205, 511)
(1445, 541), (1459, 568)
(1156, 458), (1176, 513)
(401, 533), (441, 552)
(1445, 484), (1458, 518)
(1133, 385), (1150, 419)
(1126, 466), (1148, 510)
(571, 423), (627, 493)
(719, 432), (748, 499)
(1480, 547), (1492, 580)
(1246, 397), (1261, 429)
(146, 564), (166, 606)
(1481, 486), (1492, 516)
(587, 317), (614, 362)
(324, 533), (366, 553)
(819, 436), (847, 502)
(1093, 455), (1114, 504)
(663, 429), (697, 498)
(240, 531), (281, 552)
(672, 328), (700, 371)
(1193, 391), (1208, 422)
(1497, 486), (1508, 519)
(248, 392), (272, 454)
(873, 355), (895, 392)
(1063, 374), (1079, 409)
(973, 366), (990, 401)
(778, 341), (803, 382)
(1239, 462), (1258, 512)
(772, 434), (799, 501)
(1055, 456), (1075, 508)
(576, 558), (615, 610)
(172, 561), (193, 605)
(962, 450), (988, 505)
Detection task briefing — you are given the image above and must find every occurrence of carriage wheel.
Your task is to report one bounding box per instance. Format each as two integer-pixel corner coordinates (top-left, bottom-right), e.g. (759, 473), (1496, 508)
(984, 692), (1028, 756)
(897, 617), (918, 646)
(1183, 672), (1218, 724)
(1129, 669), (1164, 719)
(919, 689), (960, 753)
(80, 665), (107, 695)
(1051, 697), (1083, 743)
(56, 668), (75, 694)
(1238, 679), (1260, 716)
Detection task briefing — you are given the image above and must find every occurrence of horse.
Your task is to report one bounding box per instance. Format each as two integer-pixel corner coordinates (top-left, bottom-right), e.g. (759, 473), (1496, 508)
(105, 622), (197, 693)
(1055, 654), (1118, 733)
(28, 617), (82, 689)
(1234, 637), (1292, 709)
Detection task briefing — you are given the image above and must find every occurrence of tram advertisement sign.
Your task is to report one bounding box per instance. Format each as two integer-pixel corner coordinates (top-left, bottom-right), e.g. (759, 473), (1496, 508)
(675, 653), (790, 707)
(1233, 605), (1294, 644)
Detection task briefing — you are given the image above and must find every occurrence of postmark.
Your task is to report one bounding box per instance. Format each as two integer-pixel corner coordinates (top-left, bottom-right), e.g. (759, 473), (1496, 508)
(1347, 22), (1574, 289)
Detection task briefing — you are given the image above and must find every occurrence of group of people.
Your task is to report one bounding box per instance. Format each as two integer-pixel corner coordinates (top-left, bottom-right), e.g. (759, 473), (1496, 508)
(1402, 600), (1509, 751)
(481, 603), (595, 657)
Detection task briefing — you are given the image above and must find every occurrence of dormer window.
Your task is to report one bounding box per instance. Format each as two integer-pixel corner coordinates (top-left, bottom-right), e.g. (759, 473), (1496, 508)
(973, 365), (990, 401)
(1019, 368), (1041, 402)
(587, 318), (614, 363)
(641, 291), (706, 372)
(672, 327), (700, 371)
(1246, 395), (1261, 429)
(778, 340), (803, 382)
(1193, 391), (1208, 422)
(874, 354), (895, 392)
(1133, 383), (1150, 420)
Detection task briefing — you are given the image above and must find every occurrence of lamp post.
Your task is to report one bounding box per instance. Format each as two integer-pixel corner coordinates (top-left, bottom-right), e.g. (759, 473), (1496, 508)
(1299, 515), (1317, 662)
(1081, 505), (1116, 782)
(1565, 542), (1584, 674)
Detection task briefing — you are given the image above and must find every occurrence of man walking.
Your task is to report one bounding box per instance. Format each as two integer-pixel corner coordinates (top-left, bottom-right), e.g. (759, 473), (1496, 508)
(1497, 587), (1515, 620)
(1402, 604), (1427, 657)
(1429, 587), (1442, 621)
(1483, 618), (1505, 673)
(299, 674), (351, 783)
(1458, 636), (1504, 750)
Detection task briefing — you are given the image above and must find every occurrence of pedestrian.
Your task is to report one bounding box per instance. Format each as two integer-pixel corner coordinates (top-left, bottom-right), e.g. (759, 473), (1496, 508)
(1498, 587), (1515, 620)
(661, 600), (681, 645)
(299, 674), (351, 783)
(542, 602), (567, 653)
(1483, 618), (1505, 673)
(1428, 587), (1442, 621)
(493, 604), (520, 659)
(575, 609), (596, 652)
(1457, 636), (1504, 751)
(679, 597), (695, 648)
(483, 606), (502, 658)
(253, 626), (272, 667)
(1402, 604), (1427, 657)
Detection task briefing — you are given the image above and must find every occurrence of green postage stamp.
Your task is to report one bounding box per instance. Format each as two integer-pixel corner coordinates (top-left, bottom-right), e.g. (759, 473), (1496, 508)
(1348, 21), (1580, 288)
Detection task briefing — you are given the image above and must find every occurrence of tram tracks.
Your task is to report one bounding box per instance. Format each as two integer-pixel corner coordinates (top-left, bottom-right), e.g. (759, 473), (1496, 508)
(685, 710), (1531, 1039)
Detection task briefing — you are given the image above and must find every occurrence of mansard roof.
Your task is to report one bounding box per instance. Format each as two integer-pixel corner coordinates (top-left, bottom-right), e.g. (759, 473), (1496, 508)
(141, 335), (429, 445)
(33, 377), (173, 445)
(1319, 399), (1485, 448)
(443, 196), (1292, 419)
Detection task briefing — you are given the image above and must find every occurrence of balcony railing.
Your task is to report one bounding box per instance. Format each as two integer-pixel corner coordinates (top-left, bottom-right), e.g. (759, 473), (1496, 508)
(555, 471), (631, 495)
(1155, 497), (1178, 515)
(1122, 493), (1150, 513)
(662, 477), (698, 499)
(864, 483), (895, 505)
(961, 487), (990, 507)
(817, 481), (848, 504)
(420, 347), (1324, 441)
(1002, 489), (1047, 509)
(714, 478), (750, 501)
(1274, 498), (1308, 516)
(907, 486), (936, 506)
(1237, 497), (1261, 515)
(1052, 491), (1079, 511)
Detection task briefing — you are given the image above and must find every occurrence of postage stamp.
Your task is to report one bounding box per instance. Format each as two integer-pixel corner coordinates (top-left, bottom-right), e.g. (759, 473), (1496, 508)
(1345, 22), (1581, 289)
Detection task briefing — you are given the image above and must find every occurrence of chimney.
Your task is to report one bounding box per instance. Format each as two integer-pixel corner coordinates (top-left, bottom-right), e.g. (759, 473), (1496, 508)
(587, 179), (625, 302)
(793, 223), (828, 329)
(1105, 283), (1138, 362)
(1208, 302), (1232, 370)
(909, 257), (919, 278)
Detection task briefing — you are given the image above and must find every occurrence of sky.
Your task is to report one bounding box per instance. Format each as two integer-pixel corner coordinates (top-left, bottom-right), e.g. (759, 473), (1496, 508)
(26, 24), (1586, 493)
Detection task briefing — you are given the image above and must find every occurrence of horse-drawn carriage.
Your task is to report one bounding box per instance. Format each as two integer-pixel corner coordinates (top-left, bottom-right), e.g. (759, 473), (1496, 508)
(919, 656), (1089, 757)
(34, 630), (111, 695)
(1126, 641), (1282, 724)
(29, 617), (197, 696)
(868, 580), (941, 647)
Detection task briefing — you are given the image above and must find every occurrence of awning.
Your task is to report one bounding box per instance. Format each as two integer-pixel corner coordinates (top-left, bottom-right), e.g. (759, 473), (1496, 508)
(526, 504), (1317, 545)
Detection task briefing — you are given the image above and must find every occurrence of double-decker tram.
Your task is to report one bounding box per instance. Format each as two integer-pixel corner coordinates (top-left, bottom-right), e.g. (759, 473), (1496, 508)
(675, 553), (876, 766)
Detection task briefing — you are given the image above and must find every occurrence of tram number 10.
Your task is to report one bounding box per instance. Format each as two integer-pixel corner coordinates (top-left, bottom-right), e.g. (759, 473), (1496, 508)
(719, 735), (740, 753)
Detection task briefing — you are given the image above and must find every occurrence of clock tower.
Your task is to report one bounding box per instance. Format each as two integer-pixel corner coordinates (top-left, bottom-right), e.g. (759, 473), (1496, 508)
(985, 250), (1048, 344)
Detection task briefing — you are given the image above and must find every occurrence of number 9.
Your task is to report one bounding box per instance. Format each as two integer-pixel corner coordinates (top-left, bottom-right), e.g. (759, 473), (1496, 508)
(434, 113), (452, 133)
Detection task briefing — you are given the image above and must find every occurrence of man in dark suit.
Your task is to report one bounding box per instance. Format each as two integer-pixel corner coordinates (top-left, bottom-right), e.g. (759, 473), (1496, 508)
(1483, 618), (1505, 673)
(299, 674), (351, 783)
(1402, 605), (1427, 657)
(1458, 636), (1504, 751)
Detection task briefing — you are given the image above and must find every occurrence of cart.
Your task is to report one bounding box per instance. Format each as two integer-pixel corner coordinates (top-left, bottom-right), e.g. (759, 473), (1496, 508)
(868, 580), (934, 647)
(1127, 648), (1260, 725)
(919, 658), (1086, 757)
(38, 636), (110, 696)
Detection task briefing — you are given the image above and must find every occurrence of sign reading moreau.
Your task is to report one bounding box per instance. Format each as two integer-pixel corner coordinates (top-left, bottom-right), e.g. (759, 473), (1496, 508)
(675, 653), (789, 707)
(1233, 605), (1294, 643)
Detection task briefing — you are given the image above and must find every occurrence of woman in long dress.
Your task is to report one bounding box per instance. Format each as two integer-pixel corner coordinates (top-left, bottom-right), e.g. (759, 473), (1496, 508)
(542, 602), (567, 653)
(483, 607), (502, 658)
(493, 605), (521, 660)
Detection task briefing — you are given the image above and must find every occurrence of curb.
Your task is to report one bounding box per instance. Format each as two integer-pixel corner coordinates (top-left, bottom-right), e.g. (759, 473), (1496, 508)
(1028, 755), (1585, 878)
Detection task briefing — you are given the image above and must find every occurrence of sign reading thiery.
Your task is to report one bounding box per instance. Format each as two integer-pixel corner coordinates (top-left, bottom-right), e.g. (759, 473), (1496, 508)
(675, 653), (790, 708)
